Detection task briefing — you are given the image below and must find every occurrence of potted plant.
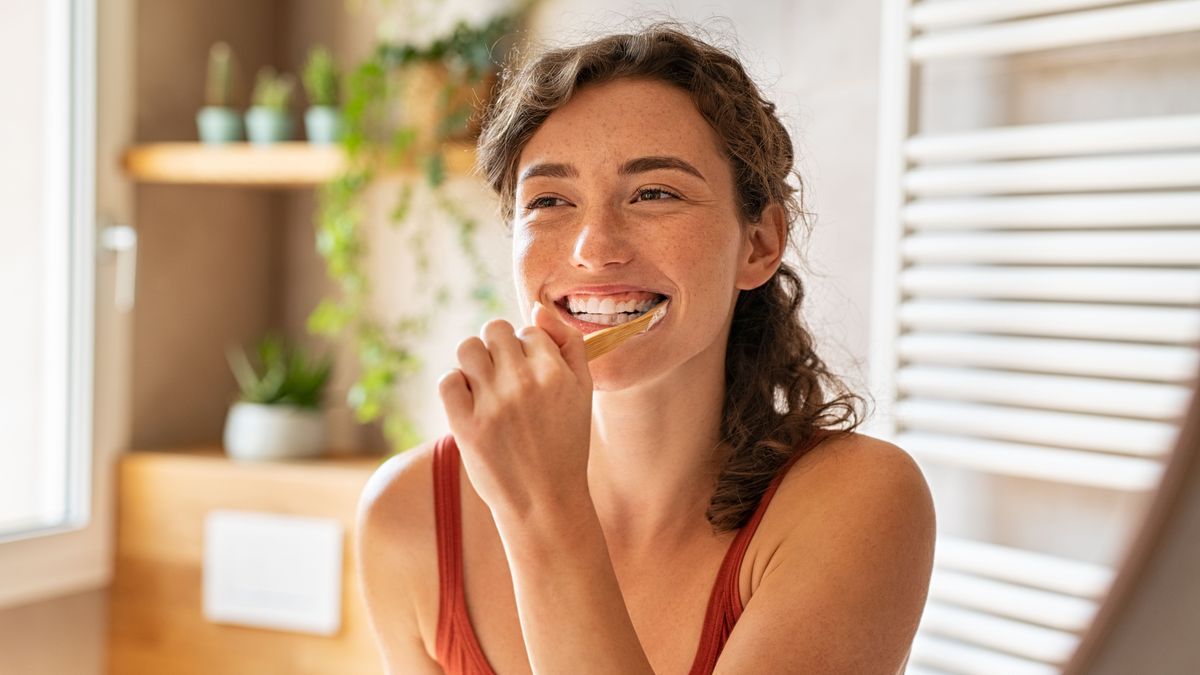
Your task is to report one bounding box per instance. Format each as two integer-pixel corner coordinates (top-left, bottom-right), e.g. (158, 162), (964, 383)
(196, 42), (242, 144)
(310, 8), (529, 451)
(223, 335), (334, 460)
(245, 66), (296, 145)
(302, 46), (343, 144)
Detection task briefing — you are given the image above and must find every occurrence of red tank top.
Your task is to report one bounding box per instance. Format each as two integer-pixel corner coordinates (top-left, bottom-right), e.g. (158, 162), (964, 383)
(432, 431), (827, 674)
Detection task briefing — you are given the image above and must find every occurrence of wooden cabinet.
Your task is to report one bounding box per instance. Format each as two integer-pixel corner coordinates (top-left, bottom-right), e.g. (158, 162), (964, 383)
(107, 449), (385, 674)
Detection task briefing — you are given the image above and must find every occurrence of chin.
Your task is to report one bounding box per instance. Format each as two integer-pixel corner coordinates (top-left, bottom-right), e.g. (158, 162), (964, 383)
(587, 343), (692, 393)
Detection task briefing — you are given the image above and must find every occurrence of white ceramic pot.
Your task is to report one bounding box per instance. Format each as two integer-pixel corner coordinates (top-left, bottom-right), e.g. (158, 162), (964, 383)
(304, 105), (344, 144)
(196, 106), (243, 144)
(244, 106), (292, 145)
(223, 401), (327, 461)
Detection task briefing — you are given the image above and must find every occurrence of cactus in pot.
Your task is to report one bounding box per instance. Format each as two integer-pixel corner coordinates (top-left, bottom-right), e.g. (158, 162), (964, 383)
(245, 66), (296, 145)
(196, 42), (243, 143)
(223, 334), (334, 460)
(302, 47), (344, 144)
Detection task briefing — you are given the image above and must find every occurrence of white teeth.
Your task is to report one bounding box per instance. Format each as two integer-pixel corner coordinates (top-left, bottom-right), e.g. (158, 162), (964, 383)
(563, 294), (663, 316)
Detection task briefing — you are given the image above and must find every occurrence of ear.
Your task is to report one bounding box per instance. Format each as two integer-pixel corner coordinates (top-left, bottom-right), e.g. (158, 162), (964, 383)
(735, 202), (787, 291)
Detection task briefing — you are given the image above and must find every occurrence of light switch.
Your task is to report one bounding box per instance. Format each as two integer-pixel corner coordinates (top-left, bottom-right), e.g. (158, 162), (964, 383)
(203, 509), (344, 635)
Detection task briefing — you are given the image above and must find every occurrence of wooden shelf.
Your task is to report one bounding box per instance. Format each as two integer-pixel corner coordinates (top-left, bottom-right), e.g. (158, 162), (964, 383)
(127, 445), (384, 470)
(122, 141), (478, 187)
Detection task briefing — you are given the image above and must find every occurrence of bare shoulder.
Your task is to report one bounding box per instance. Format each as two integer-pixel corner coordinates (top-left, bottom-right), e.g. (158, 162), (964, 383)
(357, 439), (438, 545)
(718, 431), (935, 673)
(355, 439), (443, 672)
(778, 430), (935, 520)
(764, 430), (937, 568)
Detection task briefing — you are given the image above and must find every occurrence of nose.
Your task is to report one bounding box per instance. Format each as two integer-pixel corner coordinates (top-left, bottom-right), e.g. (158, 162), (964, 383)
(570, 210), (634, 271)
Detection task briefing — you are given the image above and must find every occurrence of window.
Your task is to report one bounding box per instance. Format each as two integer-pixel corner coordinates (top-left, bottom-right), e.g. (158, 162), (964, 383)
(0, 0), (98, 608)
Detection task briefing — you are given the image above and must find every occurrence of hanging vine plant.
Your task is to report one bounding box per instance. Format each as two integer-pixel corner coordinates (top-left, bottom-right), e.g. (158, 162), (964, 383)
(308, 6), (532, 452)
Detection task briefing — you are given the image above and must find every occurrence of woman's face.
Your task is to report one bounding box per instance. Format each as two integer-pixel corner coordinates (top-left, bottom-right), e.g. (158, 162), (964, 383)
(512, 77), (757, 391)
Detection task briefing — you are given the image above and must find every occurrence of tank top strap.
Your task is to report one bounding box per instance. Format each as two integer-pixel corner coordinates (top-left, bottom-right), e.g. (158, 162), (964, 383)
(432, 434), (465, 665)
(687, 429), (833, 674)
(432, 435), (497, 673)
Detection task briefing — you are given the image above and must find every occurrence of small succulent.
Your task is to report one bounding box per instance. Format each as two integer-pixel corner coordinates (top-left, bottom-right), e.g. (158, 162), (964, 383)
(251, 66), (296, 110)
(205, 41), (236, 107)
(303, 47), (340, 107)
(227, 335), (333, 409)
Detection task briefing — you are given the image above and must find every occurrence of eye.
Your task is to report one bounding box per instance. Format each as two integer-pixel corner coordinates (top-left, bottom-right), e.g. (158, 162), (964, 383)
(634, 187), (681, 202)
(523, 195), (568, 210)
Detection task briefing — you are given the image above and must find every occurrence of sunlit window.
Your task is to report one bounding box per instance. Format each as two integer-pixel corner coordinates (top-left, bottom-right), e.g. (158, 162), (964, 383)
(0, 0), (94, 543)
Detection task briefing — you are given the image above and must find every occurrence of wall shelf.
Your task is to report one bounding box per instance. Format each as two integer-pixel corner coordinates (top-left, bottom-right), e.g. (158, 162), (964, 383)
(122, 141), (479, 187)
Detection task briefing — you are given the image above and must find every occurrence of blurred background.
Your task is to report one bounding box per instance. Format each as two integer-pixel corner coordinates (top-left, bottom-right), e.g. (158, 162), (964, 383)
(1, 0), (1198, 673)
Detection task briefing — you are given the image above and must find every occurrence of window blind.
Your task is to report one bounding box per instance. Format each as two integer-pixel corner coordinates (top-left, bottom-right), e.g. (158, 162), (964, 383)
(870, 2), (1200, 673)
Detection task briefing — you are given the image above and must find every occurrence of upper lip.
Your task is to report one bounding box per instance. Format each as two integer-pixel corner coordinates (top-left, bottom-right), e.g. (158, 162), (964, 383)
(552, 284), (671, 304)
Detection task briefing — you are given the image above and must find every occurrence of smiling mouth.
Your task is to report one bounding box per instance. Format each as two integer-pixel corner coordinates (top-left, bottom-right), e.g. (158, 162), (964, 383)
(554, 291), (670, 327)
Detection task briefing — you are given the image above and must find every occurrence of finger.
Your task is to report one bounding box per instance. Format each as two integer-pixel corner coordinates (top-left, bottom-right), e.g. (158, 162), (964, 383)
(455, 336), (493, 390)
(516, 324), (561, 364)
(480, 318), (526, 371)
(438, 368), (474, 425)
(532, 301), (590, 384)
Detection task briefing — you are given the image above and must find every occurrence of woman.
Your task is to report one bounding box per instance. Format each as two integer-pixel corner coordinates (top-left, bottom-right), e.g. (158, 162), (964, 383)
(357, 22), (935, 675)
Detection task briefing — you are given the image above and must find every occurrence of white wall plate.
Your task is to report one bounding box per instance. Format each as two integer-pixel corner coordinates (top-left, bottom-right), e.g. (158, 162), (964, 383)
(203, 509), (344, 636)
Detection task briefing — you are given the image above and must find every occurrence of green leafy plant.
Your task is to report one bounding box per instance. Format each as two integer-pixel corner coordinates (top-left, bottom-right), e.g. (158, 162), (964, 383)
(308, 5), (533, 452)
(303, 47), (340, 107)
(227, 335), (333, 409)
(205, 41), (236, 107)
(251, 66), (296, 110)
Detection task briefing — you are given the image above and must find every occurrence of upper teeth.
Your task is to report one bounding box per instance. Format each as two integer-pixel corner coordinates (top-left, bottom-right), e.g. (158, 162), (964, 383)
(566, 295), (658, 315)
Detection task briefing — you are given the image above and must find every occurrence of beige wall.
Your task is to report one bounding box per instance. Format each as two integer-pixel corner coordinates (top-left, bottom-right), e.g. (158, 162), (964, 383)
(130, 0), (288, 450)
(0, 589), (109, 675)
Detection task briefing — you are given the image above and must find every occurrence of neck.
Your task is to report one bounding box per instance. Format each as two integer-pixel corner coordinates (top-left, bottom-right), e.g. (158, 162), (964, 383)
(587, 336), (731, 557)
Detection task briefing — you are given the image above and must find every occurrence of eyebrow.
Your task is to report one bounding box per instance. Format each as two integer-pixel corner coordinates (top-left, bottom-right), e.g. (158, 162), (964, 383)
(517, 155), (708, 184)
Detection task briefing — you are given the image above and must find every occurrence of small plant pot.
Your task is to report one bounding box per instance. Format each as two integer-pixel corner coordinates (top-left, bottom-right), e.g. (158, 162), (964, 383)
(400, 63), (498, 143)
(304, 106), (344, 144)
(223, 401), (326, 461)
(196, 106), (243, 144)
(244, 106), (292, 145)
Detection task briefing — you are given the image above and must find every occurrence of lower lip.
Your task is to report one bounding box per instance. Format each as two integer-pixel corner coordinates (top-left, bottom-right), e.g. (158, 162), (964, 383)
(554, 301), (669, 336)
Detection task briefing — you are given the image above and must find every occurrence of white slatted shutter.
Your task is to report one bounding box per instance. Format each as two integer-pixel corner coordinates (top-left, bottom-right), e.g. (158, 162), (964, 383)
(870, 2), (1200, 673)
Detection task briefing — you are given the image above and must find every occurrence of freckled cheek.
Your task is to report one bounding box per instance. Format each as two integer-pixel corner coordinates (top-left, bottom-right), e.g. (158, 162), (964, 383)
(512, 229), (558, 300)
(672, 238), (740, 312)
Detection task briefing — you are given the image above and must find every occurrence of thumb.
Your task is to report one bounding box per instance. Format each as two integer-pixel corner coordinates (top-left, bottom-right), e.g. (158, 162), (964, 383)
(532, 301), (591, 383)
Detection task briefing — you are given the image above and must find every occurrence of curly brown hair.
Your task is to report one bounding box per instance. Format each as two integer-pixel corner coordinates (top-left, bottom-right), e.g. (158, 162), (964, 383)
(475, 20), (870, 532)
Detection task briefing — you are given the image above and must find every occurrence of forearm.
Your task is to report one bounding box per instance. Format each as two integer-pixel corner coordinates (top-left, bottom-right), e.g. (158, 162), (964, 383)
(494, 501), (656, 675)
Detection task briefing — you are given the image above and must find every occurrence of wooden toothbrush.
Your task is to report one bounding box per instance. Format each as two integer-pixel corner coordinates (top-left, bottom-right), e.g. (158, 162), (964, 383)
(582, 299), (670, 361)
